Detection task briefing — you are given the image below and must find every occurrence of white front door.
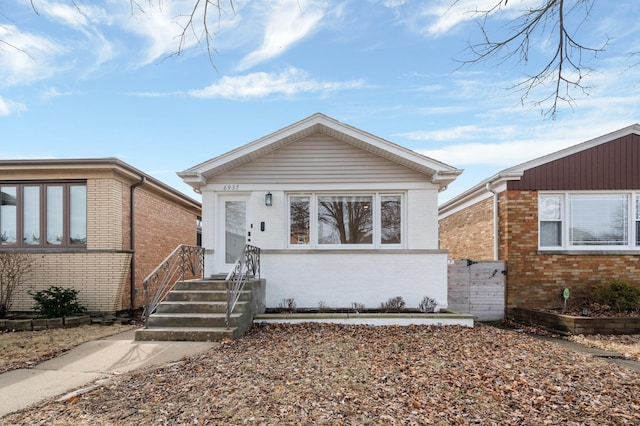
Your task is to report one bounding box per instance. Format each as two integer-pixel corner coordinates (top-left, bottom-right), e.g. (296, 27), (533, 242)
(218, 194), (251, 271)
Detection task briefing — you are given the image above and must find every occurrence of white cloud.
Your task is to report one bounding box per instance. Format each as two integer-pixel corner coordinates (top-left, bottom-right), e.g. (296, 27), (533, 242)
(38, 1), (90, 28)
(0, 25), (68, 87)
(0, 97), (27, 116)
(404, 0), (542, 37)
(414, 118), (637, 168)
(189, 68), (364, 99)
(237, 0), (328, 70)
(122, 0), (240, 66)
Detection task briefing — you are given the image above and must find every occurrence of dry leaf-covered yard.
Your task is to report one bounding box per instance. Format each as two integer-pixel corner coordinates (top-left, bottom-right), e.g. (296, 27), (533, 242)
(2, 322), (640, 425)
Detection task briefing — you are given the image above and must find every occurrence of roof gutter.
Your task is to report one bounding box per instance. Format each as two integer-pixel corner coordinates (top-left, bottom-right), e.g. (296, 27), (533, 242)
(130, 176), (146, 314)
(485, 182), (499, 261)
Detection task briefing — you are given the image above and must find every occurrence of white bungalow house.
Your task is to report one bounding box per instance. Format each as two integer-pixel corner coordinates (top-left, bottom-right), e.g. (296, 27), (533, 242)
(178, 113), (462, 311)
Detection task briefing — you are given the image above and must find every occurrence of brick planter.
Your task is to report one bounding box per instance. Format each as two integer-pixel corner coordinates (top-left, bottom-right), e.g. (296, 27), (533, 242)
(511, 308), (640, 335)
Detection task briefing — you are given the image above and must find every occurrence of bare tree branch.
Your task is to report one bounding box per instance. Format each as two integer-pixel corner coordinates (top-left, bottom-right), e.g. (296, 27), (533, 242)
(457, 0), (608, 118)
(134, 0), (235, 70)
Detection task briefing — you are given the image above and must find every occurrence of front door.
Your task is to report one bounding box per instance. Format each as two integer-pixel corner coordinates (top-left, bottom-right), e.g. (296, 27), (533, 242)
(218, 195), (250, 271)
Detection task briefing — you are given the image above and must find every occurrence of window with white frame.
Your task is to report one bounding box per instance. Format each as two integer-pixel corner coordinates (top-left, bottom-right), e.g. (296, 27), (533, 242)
(539, 193), (634, 249)
(289, 193), (403, 248)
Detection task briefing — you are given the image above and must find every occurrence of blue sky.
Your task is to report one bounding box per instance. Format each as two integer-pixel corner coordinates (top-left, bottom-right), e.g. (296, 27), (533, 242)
(2, 0), (640, 203)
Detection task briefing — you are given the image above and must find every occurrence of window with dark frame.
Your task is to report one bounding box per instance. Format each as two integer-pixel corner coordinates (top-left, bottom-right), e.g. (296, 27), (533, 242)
(0, 182), (87, 248)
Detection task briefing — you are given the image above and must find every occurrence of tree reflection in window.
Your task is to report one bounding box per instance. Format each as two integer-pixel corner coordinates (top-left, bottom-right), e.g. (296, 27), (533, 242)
(290, 196), (310, 244)
(381, 195), (401, 244)
(318, 196), (372, 244)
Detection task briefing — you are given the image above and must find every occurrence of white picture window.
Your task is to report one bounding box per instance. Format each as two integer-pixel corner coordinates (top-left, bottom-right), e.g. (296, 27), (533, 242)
(539, 193), (634, 250)
(288, 193), (404, 248)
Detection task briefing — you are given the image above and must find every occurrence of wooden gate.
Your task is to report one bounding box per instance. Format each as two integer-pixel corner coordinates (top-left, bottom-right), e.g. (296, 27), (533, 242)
(447, 260), (505, 321)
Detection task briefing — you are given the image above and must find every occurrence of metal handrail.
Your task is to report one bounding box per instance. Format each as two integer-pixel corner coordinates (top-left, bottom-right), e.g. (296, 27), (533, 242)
(225, 244), (260, 328)
(141, 244), (204, 326)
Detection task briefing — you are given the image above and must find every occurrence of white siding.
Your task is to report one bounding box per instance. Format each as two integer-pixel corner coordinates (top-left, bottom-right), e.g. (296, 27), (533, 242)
(261, 251), (448, 310)
(407, 189), (439, 249)
(201, 190), (217, 277)
(212, 133), (428, 184)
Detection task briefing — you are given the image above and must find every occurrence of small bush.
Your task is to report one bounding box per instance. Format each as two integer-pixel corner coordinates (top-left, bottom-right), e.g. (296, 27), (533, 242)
(380, 296), (405, 312)
(0, 251), (33, 318)
(32, 286), (87, 318)
(352, 302), (365, 312)
(418, 296), (438, 313)
(277, 298), (296, 312)
(317, 301), (328, 312)
(596, 279), (640, 313)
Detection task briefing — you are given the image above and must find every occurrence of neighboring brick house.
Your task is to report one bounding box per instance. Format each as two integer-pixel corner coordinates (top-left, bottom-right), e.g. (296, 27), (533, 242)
(0, 158), (201, 315)
(439, 124), (640, 315)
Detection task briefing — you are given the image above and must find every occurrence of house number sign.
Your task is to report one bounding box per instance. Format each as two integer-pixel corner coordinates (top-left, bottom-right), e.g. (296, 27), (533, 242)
(223, 185), (240, 191)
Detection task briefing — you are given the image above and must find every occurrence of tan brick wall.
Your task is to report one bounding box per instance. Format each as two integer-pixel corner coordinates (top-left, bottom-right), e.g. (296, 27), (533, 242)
(500, 190), (640, 312)
(439, 196), (494, 260)
(11, 252), (131, 312)
(87, 178), (124, 250)
(127, 187), (199, 309)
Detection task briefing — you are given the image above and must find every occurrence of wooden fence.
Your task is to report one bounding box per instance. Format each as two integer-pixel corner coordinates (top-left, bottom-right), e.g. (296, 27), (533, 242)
(447, 260), (505, 321)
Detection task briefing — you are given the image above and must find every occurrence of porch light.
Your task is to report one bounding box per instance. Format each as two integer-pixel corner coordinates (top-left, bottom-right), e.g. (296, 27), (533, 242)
(265, 192), (273, 207)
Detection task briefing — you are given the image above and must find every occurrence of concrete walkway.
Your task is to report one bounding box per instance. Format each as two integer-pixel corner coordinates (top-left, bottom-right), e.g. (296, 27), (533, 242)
(0, 330), (217, 417)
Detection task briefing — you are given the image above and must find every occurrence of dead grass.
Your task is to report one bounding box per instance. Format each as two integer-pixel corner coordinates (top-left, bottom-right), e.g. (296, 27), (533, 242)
(0, 323), (138, 373)
(570, 334), (640, 361)
(2, 323), (640, 425)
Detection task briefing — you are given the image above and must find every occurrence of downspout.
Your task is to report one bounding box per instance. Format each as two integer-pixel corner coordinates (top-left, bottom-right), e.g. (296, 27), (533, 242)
(130, 176), (146, 314)
(486, 182), (499, 261)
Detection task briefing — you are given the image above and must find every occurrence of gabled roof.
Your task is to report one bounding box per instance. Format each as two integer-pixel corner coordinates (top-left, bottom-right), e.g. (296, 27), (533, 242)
(439, 123), (640, 217)
(178, 113), (462, 190)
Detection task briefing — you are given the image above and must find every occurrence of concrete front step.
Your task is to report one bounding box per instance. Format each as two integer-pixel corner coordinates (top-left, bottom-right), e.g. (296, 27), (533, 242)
(175, 279), (228, 291)
(166, 290), (252, 302)
(176, 278), (264, 292)
(135, 327), (238, 341)
(155, 301), (248, 314)
(137, 277), (266, 342)
(146, 312), (242, 328)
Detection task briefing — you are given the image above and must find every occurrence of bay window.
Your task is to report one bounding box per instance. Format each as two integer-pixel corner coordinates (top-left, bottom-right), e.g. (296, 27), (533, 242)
(539, 193), (635, 249)
(0, 182), (87, 248)
(289, 193), (403, 248)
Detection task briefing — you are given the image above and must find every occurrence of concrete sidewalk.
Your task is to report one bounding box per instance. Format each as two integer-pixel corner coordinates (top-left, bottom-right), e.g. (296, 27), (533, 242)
(0, 330), (217, 417)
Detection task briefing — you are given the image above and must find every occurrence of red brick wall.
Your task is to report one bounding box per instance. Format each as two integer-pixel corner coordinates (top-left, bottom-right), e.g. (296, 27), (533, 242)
(500, 190), (640, 312)
(439, 196), (494, 260)
(125, 188), (199, 310)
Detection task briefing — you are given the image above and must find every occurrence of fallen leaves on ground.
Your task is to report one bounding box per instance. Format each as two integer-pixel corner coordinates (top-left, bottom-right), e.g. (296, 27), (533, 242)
(570, 334), (640, 361)
(3, 323), (639, 425)
(0, 324), (137, 373)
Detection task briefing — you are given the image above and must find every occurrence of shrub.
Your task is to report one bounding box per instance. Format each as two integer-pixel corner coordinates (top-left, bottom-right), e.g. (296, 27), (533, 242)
(277, 298), (296, 312)
(380, 296), (405, 312)
(418, 296), (438, 313)
(317, 300), (328, 312)
(596, 279), (640, 313)
(32, 286), (87, 318)
(352, 302), (365, 312)
(0, 251), (33, 318)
